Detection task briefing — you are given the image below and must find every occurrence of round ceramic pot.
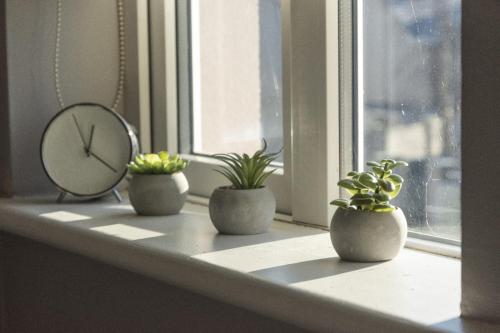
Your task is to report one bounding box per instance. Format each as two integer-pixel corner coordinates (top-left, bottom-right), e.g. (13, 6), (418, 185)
(208, 186), (276, 235)
(129, 172), (189, 216)
(330, 208), (407, 262)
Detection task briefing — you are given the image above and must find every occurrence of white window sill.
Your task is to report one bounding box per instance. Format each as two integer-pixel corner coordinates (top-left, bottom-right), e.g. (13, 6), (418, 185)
(0, 196), (497, 333)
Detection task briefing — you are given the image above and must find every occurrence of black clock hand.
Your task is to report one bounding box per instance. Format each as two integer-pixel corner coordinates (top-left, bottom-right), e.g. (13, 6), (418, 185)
(72, 114), (88, 153)
(87, 125), (95, 156)
(89, 151), (118, 173)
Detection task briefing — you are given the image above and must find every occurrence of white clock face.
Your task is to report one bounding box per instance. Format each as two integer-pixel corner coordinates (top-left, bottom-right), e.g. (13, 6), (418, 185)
(41, 104), (134, 196)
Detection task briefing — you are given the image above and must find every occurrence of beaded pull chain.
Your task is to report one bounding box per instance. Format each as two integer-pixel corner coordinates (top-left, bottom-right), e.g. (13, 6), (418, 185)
(54, 0), (126, 112)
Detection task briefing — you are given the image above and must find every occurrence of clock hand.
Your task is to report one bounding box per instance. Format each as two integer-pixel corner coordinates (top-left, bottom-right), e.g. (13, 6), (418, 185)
(72, 114), (89, 154)
(89, 151), (118, 173)
(87, 125), (95, 156)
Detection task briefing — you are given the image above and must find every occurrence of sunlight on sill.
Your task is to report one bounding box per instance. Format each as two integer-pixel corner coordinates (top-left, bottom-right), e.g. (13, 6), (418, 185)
(107, 204), (134, 210)
(39, 211), (92, 222)
(192, 233), (333, 272)
(90, 224), (165, 241)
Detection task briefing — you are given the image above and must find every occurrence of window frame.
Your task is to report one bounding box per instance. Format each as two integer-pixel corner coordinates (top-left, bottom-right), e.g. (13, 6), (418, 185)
(147, 0), (461, 253)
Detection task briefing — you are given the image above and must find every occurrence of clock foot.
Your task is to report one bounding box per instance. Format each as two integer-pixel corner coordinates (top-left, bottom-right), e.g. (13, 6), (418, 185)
(57, 192), (67, 203)
(112, 189), (123, 203)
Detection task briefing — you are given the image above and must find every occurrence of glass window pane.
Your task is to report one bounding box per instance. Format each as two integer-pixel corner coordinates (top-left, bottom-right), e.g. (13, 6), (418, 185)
(360, 0), (461, 241)
(188, 0), (283, 161)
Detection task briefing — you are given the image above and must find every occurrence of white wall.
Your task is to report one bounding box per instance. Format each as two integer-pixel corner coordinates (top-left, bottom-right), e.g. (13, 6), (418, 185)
(1, 0), (144, 196)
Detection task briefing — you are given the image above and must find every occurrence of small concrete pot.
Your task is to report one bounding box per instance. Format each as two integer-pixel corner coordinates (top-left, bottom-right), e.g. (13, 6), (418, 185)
(209, 186), (276, 235)
(129, 173), (189, 216)
(330, 208), (407, 262)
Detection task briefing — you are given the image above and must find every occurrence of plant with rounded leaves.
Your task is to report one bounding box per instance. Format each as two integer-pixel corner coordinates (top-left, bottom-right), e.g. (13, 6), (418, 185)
(128, 152), (188, 175)
(212, 140), (281, 189)
(330, 159), (408, 212)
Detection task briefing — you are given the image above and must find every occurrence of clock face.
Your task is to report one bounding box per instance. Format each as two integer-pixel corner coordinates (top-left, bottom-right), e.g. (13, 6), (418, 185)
(41, 103), (136, 197)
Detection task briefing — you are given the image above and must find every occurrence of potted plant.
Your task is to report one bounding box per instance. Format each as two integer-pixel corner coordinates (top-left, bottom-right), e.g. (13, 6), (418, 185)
(330, 159), (409, 262)
(127, 152), (189, 216)
(209, 141), (281, 235)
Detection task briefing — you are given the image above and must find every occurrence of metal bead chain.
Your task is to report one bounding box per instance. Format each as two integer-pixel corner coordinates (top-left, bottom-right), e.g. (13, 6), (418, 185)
(54, 0), (126, 112)
(112, 0), (126, 111)
(54, 0), (64, 109)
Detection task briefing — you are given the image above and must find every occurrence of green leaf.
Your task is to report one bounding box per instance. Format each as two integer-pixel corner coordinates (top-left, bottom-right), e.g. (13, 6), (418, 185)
(386, 183), (402, 199)
(382, 169), (392, 178)
(330, 199), (350, 208)
(395, 160), (409, 167)
(387, 174), (403, 184)
(382, 159), (397, 170)
(366, 161), (381, 167)
(158, 151), (169, 162)
(211, 141), (280, 189)
(134, 155), (145, 166)
(351, 193), (374, 199)
(338, 179), (358, 189)
(351, 197), (375, 206)
(352, 179), (368, 189)
(373, 192), (390, 203)
(372, 203), (396, 212)
(144, 154), (161, 163)
(347, 171), (359, 177)
(379, 179), (395, 192)
(372, 166), (384, 178)
(214, 168), (242, 188)
(337, 179), (361, 194)
(381, 159), (396, 165)
(358, 172), (378, 189)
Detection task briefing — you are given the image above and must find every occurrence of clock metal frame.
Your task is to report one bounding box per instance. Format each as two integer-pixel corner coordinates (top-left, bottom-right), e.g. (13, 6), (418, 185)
(40, 102), (139, 201)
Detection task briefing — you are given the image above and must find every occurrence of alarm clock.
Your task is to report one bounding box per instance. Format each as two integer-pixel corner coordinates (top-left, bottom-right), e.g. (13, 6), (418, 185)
(41, 103), (139, 202)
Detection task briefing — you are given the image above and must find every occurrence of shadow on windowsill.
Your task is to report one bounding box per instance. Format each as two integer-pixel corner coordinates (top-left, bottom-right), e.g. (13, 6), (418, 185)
(249, 257), (383, 284)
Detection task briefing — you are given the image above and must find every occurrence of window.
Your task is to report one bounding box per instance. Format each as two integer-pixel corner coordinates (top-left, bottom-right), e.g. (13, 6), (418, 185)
(356, 0), (461, 242)
(186, 0), (283, 162)
(151, 0), (461, 244)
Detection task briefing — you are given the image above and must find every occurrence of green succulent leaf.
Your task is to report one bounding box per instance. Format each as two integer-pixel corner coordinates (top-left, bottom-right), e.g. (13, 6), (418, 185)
(352, 178), (368, 189)
(394, 160), (409, 167)
(387, 174), (404, 184)
(381, 159), (396, 165)
(358, 172), (378, 189)
(128, 151), (188, 175)
(330, 158), (406, 212)
(379, 179), (396, 192)
(350, 197), (375, 206)
(158, 151), (169, 162)
(366, 161), (381, 167)
(372, 203), (396, 212)
(386, 183), (402, 199)
(338, 179), (360, 191)
(330, 199), (350, 208)
(373, 192), (390, 203)
(372, 166), (384, 178)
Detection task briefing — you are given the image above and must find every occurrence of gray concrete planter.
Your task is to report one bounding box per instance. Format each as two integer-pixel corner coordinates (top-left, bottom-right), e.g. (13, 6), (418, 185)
(129, 173), (189, 216)
(209, 186), (276, 235)
(330, 208), (407, 262)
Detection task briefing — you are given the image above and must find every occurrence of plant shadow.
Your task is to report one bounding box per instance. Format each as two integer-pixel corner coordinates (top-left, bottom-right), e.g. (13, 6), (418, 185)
(249, 257), (382, 284)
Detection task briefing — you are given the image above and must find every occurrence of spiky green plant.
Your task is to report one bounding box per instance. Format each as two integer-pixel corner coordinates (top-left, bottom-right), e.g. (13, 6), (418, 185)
(212, 140), (281, 189)
(330, 159), (408, 212)
(128, 152), (188, 175)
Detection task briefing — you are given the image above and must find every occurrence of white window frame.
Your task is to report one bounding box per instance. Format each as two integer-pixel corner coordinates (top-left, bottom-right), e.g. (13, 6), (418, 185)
(147, 0), (461, 255)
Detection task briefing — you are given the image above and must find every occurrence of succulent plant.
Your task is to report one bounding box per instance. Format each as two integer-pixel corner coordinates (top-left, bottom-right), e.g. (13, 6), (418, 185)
(212, 140), (281, 189)
(128, 152), (188, 175)
(330, 159), (408, 212)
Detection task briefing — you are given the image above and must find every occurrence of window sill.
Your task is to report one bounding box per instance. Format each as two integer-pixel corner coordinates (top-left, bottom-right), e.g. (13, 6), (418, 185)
(0, 196), (496, 332)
